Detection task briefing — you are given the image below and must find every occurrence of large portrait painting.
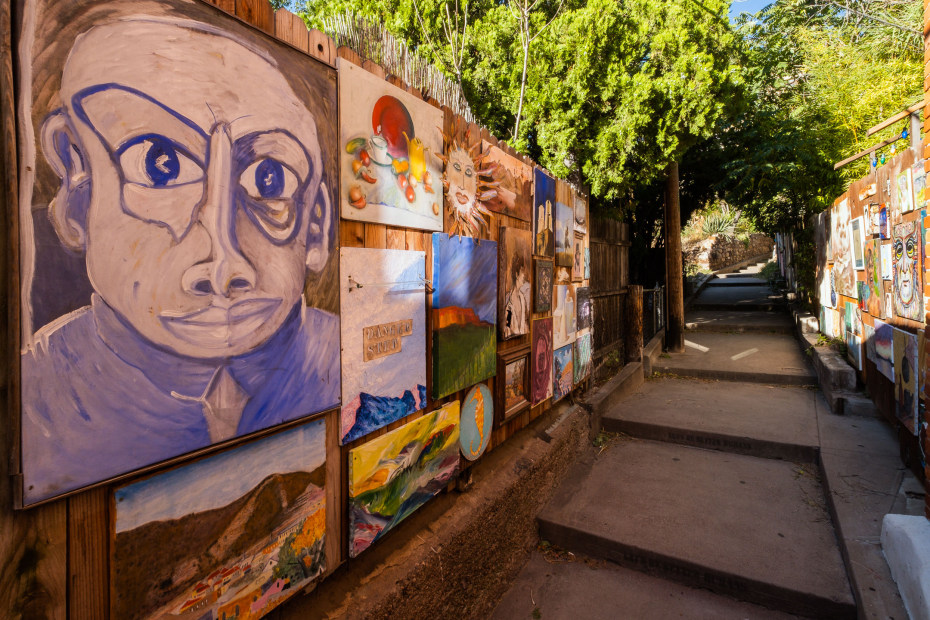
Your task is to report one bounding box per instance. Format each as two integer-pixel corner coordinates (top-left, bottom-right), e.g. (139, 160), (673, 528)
(17, 0), (340, 505)
(431, 233), (497, 399)
(340, 248), (426, 445)
(831, 197), (857, 299)
(534, 259), (553, 314)
(114, 419), (327, 620)
(534, 169), (554, 257)
(553, 284), (577, 349)
(555, 201), (574, 267)
(499, 227), (532, 340)
(349, 401), (460, 557)
(338, 58), (443, 231)
(893, 221), (922, 321)
(482, 141), (532, 221)
(531, 318), (553, 404)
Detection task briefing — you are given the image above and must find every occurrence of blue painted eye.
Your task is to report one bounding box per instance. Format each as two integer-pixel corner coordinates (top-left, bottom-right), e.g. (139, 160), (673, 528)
(118, 134), (202, 188)
(255, 159), (285, 198)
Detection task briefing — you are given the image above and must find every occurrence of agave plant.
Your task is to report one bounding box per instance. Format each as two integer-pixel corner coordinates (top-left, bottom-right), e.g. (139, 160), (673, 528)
(701, 206), (738, 239)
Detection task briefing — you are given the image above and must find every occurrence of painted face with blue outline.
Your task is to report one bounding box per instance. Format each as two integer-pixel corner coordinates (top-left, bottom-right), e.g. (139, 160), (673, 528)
(54, 20), (329, 358)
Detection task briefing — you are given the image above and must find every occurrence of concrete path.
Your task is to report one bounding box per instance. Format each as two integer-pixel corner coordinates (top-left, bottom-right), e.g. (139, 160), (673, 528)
(493, 272), (920, 620)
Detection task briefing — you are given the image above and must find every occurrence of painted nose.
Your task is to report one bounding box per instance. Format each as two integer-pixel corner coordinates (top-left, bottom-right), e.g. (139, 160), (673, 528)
(184, 124), (257, 298)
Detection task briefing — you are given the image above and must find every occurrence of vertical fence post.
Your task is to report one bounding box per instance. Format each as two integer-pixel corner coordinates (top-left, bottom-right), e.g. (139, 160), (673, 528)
(665, 163), (684, 352)
(625, 285), (643, 363)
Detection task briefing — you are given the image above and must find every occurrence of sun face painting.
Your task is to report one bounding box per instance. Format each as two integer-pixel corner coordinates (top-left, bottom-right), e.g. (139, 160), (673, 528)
(431, 233), (498, 399)
(349, 402), (460, 557)
(114, 420), (327, 620)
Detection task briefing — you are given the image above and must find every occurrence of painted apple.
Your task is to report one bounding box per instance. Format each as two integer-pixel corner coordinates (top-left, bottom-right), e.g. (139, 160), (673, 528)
(372, 95), (414, 159)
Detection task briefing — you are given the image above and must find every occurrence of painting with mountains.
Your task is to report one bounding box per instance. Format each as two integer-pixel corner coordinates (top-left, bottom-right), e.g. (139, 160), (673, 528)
(431, 233), (498, 399)
(349, 401), (461, 557)
(114, 420), (327, 620)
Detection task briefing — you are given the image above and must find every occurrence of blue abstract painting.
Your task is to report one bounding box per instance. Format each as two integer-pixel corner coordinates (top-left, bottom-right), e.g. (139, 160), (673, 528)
(534, 169), (555, 257)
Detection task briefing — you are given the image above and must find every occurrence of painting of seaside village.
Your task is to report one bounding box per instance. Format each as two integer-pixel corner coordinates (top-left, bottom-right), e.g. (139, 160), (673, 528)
(114, 421), (327, 620)
(349, 402), (460, 557)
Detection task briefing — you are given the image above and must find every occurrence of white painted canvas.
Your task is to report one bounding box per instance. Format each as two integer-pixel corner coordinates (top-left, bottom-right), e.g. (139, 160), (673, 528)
(338, 58), (444, 231)
(553, 284), (576, 349)
(340, 248), (427, 445)
(881, 243), (893, 280)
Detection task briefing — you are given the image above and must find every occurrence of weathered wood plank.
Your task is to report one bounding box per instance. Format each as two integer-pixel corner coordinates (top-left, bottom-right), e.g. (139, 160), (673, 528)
(273, 8), (309, 53)
(308, 29), (335, 66)
(364, 223), (387, 249)
(69, 488), (109, 620)
(341, 220), (366, 248)
(235, 0), (274, 34)
(206, 0), (236, 13)
(386, 226), (406, 250)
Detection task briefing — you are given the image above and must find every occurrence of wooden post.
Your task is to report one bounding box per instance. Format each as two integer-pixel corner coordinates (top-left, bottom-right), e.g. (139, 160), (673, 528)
(625, 285), (643, 363)
(665, 162), (684, 353)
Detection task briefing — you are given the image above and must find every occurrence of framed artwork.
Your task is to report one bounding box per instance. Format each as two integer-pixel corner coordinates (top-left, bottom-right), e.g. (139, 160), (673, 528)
(873, 319), (894, 381)
(584, 247), (591, 280)
(482, 141), (532, 221)
(912, 162), (927, 211)
(431, 233), (498, 399)
(831, 197), (857, 299)
(338, 58), (444, 231)
(574, 192), (587, 235)
(893, 328), (918, 435)
(851, 217), (865, 270)
(881, 243), (893, 280)
(893, 221), (922, 321)
(576, 287), (592, 333)
(496, 345), (531, 425)
(553, 284), (577, 349)
(534, 169), (555, 257)
(340, 248), (427, 445)
(460, 383), (493, 460)
(897, 166), (915, 214)
(846, 332), (862, 371)
(531, 318), (554, 404)
(440, 141), (495, 238)
(574, 333), (592, 385)
(553, 345), (574, 402)
(863, 239), (882, 317)
(572, 232), (585, 281)
(499, 227), (533, 340)
(880, 205), (890, 239)
(349, 401), (460, 557)
(534, 259), (554, 314)
(114, 419), (327, 620)
(17, 0), (341, 506)
(555, 201), (574, 267)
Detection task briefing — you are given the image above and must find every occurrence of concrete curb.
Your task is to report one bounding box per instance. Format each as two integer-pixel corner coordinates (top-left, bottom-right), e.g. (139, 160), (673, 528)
(643, 329), (664, 375)
(882, 514), (930, 620)
(683, 273), (714, 312)
(651, 364), (817, 387)
(581, 362), (645, 436)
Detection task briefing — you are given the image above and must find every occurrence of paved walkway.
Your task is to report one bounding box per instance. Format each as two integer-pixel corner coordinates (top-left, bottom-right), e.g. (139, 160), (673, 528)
(492, 267), (923, 619)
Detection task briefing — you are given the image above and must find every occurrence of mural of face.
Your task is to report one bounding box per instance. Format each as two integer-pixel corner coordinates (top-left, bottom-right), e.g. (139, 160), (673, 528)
(440, 143), (496, 238)
(44, 20), (329, 358)
(893, 221), (921, 320)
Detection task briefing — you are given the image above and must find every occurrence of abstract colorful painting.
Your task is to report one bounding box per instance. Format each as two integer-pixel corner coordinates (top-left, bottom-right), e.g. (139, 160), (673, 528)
(553, 345), (574, 402)
(431, 233), (497, 399)
(349, 402), (460, 557)
(531, 318), (554, 404)
(17, 1), (341, 505)
(482, 141), (532, 221)
(534, 169), (555, 257)
(893, 221), (922, 321)
(572, 232), (585, 281)
(114, 420), (327, 620)
(864, 239), (882, 317)
(831, 197), (857, 298)
(584, 247), (591, 279)
(873, 319), (894, 381)
(499, 227), (533, 340)
(497, 345), (531, 424)
(340, 248), (426, 445)
(553, 285), (577, 349)
(460, 383), (493, 460)
(535, 259), (554, 313)
(574, 333), (592, 385)
(574, 192), (587, 234)
(339, 58), (443, 231)
(576, 287), (592, 333)
(893, 328), (918, 434)
(555, 202), (575, 267)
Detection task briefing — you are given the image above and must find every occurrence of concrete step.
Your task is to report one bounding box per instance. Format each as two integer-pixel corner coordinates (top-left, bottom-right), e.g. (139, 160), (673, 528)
(537, 441), (856, 619)
(601, 378), (819, 463)
(654, 332), (817, 386)
(685, 310), (794, 335)
(706, 278), (768, 287)
(691, 285), (785, 312)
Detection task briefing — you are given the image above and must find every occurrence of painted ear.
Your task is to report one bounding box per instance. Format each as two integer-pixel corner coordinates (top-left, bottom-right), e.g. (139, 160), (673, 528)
(305, 180), (331, 272)
(41, 110), (90, 251)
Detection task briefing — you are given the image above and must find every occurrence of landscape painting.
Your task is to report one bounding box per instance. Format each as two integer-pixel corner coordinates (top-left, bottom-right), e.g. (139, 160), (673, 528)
(339, 58), (443, 231)
(114, 420), (327, 620)
(574, 332), (592, 385)
(534, 169), (555, 256)
(432, 233), (498, 399)
(555, 202), (575, 267)
(499, 227), (533, 340)
(460, 383), (493, 460)
(893, 221), (922, 321)
(553, 284), (577, 349)
(531, 318), (554, 404)
(576, 287), (592, 333)
(893, 328), (918, 434)
(17, 0), (342, 506)
(535, 259), (553, 313)
(482, 141), (532, 221)
(349, 401), (460, 557)
(873, 319), (894, 381)
(340, 248), (427, 445)
(497, 345), (531, 424)
(553, 345), (574, 402)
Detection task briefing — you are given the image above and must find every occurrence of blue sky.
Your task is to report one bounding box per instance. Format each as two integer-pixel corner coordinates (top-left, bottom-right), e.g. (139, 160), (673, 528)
(433, 233), (498, 324)
(729, 0), (772, 22)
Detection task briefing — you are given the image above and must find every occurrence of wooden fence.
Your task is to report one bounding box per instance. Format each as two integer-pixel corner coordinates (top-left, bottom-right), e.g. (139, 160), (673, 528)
(589, 217), (630, 365)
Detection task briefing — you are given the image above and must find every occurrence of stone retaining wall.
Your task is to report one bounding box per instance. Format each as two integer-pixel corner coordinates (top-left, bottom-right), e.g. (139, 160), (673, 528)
(685, 234), (774, 273)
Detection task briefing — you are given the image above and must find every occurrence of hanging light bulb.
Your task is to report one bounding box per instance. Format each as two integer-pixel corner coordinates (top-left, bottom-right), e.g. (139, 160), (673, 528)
(891, 143), (897, 155)
(903, 128), (909, 139)
(880, 153), (886, 164)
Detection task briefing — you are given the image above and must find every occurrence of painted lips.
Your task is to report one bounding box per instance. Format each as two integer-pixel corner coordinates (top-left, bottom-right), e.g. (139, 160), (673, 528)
(161, 299), (281, 348)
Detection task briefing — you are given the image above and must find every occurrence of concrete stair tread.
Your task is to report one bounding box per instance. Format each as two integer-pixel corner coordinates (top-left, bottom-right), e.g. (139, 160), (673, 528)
(685, 310), (793, 334)
(654, 332), (816, 385)
(601, 378), (819, 461)
(538, 441), (855, 618)
(491, 551), (806, 620)
(707, 277), (768, 287)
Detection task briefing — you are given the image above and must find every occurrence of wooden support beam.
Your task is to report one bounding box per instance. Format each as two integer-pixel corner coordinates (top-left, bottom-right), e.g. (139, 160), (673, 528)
(866, 101), (925, 136)
(665, 163), (684, 353)
(834, 135), (902, 170)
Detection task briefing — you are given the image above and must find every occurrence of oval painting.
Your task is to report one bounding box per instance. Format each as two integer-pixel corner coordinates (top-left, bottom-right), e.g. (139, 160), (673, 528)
(459, 383), (493, 461)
